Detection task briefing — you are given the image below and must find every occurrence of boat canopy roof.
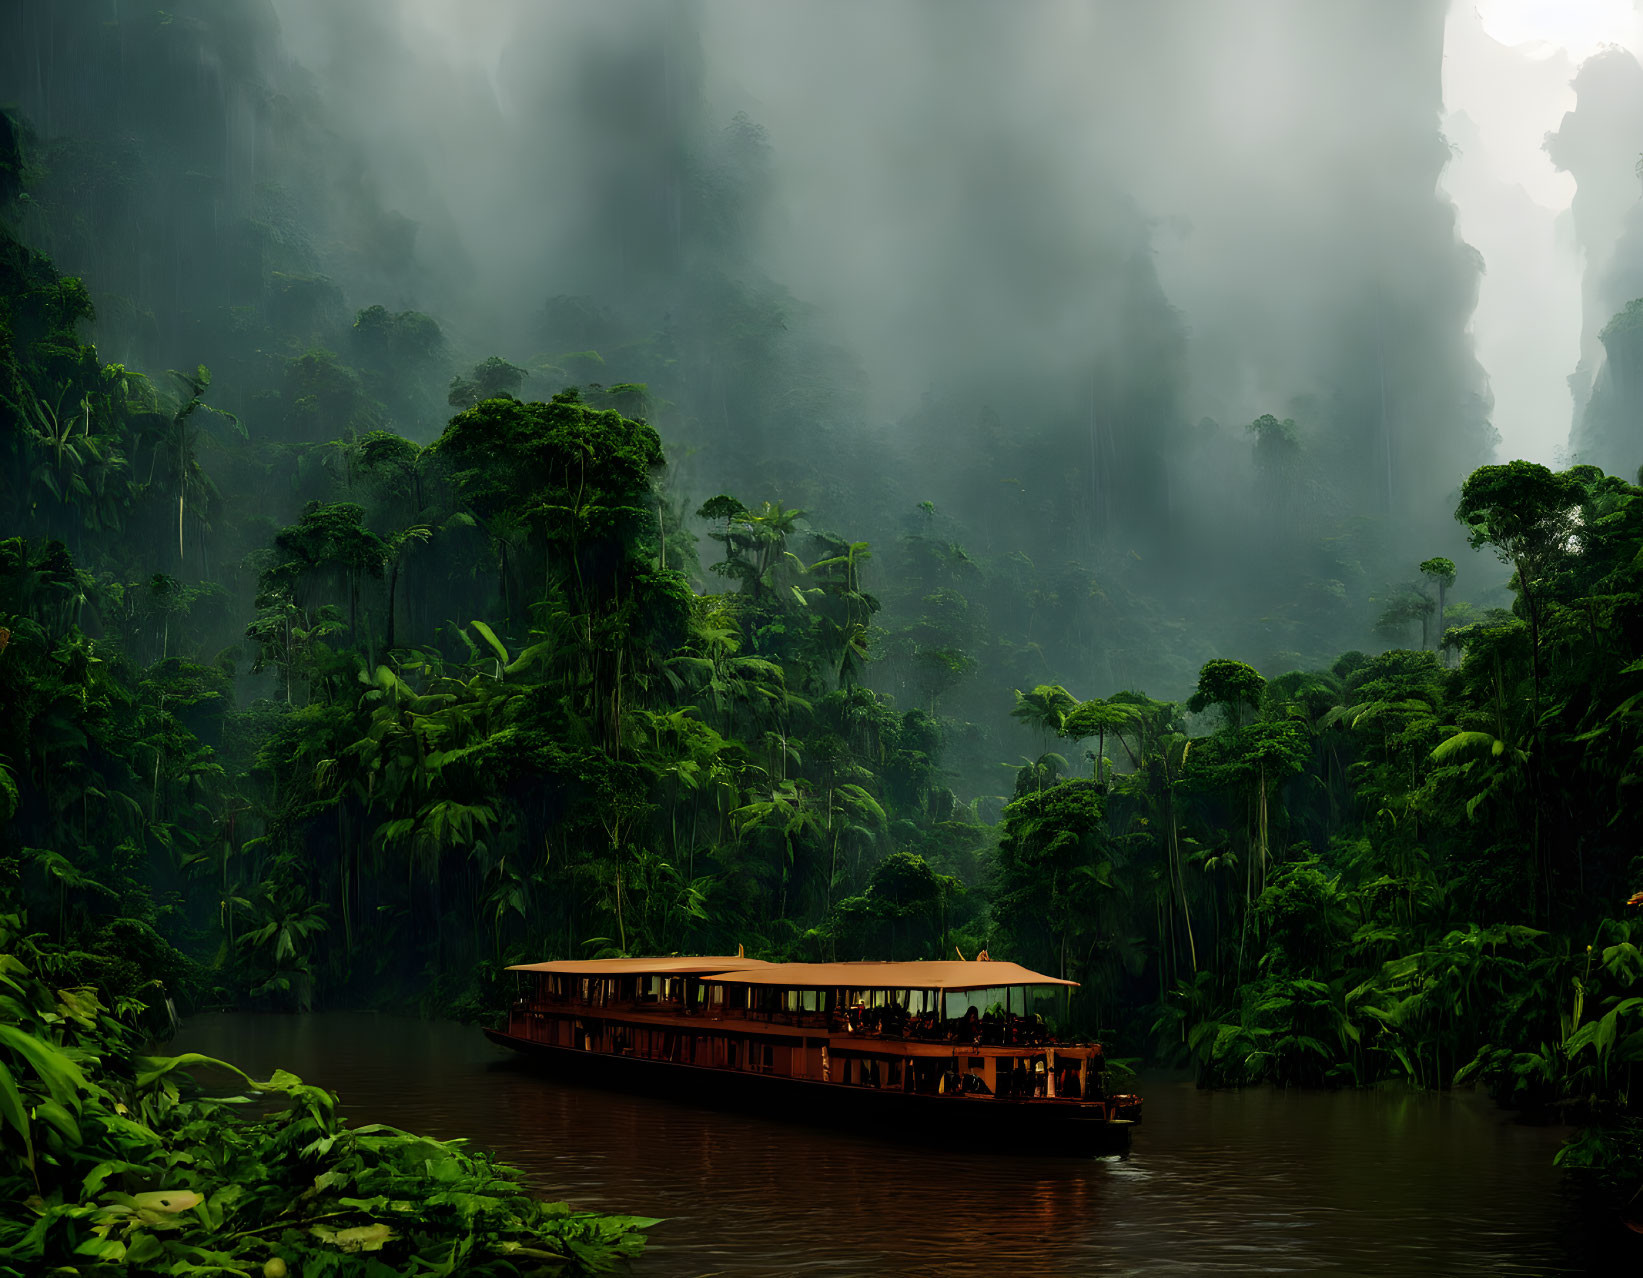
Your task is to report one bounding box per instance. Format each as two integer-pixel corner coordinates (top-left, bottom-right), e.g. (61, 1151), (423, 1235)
(508, 955), (773, 977)
(701, 960), (1076, 991)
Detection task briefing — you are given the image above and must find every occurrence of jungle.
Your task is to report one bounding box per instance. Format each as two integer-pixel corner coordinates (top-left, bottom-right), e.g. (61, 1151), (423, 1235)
(4, 2), (1643, 1272)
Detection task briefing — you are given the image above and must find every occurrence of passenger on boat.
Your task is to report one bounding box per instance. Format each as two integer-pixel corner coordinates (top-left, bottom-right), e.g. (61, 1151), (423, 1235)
(1010, 1061), (1030, 1097)
(1060, 1067), (1082, 1099)
(961, 1072), (991, 1095)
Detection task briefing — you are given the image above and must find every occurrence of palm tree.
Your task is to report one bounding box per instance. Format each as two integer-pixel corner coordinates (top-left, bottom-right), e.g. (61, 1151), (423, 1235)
(822, 781), (888, 910)
(733, 779), (823, 919)
(131, 366), (241, 572)
(381, 524), (432, 652)
(1011, 684), (1079, 751)
(740, 500), (807, 599)
(1062, 697), (1142, 783)
(1420, 557), (1457, 653)
(18, 383), (128, 546)
(239, 890), (330, 1011)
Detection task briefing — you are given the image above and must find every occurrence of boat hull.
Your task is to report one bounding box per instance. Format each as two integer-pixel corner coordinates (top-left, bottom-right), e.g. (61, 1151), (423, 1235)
(483, 1027), (1133, 1156)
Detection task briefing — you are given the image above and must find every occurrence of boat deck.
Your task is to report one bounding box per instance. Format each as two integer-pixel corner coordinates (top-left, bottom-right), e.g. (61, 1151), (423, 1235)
(515, 999), (1102, 1058)
(489, 954), (1141, 1153)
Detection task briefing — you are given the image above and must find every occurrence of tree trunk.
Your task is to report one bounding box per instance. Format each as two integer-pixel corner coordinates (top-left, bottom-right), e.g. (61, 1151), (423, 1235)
(385, 562), (399, 652)
(1167, 780), (1197, 973)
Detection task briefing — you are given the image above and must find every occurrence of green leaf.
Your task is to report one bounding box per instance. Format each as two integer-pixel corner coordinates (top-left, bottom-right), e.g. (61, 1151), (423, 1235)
(33, 1095), (82, 1145)
(129, 1189), (204, 1213)
(133, 1051), (254, 1090)
(469, 619), (510, 667)
(0, 1022), (90, 1110)
(0, 1058), (34, 1168)
(312, 1221), (396, 1252)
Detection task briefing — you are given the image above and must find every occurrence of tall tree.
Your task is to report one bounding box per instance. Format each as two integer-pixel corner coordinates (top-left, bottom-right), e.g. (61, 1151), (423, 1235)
(1420, 556), (1456, 653)
(1454, 462), (1583, 722)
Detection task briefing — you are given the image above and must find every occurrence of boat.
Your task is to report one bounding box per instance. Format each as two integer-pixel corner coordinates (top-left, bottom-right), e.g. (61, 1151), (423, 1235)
(483, 955), (1142, 1155)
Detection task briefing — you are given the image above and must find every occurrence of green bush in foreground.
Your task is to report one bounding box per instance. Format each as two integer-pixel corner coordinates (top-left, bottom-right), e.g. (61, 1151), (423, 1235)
(0, 915), (654, 1275)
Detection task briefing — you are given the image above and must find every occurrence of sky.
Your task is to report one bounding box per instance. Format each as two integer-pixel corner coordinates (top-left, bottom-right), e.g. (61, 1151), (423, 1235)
(1442, 0), (1643, 463)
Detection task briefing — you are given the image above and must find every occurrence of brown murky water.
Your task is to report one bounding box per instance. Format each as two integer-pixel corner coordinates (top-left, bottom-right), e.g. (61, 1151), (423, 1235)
(176, 1013), (1638, 1277)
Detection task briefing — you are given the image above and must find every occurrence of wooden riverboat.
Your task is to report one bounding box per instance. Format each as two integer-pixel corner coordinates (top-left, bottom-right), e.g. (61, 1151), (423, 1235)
(484, 955), (1141, 1155)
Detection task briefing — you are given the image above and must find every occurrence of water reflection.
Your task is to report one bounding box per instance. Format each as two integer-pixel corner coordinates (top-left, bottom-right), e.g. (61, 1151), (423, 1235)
(176, 1013), (1635, 1277)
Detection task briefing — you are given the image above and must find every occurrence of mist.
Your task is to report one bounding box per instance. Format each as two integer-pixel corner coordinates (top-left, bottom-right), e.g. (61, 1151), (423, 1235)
(261, 1), (1492, 690)
(8, 0), (1627, 786)
(1550, 45), (1643, 478)
(267, 0), (1496, 528)
(13, 9), (1643, 1239)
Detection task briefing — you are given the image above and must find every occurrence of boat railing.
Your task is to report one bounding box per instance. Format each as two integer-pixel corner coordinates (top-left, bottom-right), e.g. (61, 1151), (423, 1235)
(518, 996), (1079, 1055)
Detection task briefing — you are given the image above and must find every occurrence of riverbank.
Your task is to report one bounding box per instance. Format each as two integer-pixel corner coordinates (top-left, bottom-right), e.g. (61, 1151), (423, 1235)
(0, 928), (654, 1276)
(177, 1010), (1641, 1277)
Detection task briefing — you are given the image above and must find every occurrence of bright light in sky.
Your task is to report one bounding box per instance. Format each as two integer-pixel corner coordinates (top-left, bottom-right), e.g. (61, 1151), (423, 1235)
(1476, 0), (1641, 64)
(1441, 1), (1643, 464)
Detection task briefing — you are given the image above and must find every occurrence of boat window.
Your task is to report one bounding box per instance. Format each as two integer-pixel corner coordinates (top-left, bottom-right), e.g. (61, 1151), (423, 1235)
(945, 985), (1063, 1017)
(1029, 986), (1064, 1018)
(944, 987), (1002, 1018)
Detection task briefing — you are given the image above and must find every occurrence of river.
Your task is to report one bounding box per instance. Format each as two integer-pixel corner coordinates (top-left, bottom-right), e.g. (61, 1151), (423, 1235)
(175, 1012), (1638, 1277)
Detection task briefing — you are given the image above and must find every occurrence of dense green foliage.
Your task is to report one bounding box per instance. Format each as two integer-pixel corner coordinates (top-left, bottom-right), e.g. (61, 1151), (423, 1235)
(7, 127), (1643, 1115)
(0, 916), (653, 1275)
(5, 7), (1643, 1242)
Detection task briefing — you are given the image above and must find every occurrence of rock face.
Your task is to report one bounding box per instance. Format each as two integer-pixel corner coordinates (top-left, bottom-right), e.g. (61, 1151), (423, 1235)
(1112, 0), (1493, 536)
(1579, 300), (1643, 483)
(1549, 48), (1643, 479)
